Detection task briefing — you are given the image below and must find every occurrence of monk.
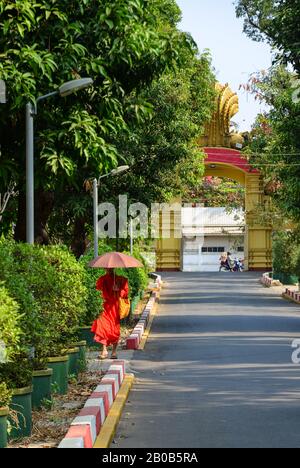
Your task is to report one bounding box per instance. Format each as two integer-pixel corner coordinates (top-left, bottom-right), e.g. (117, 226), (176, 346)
(91, 269), (129, 360)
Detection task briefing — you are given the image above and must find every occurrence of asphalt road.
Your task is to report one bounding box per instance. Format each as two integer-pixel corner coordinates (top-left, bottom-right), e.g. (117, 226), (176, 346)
(114, 272), (300, 448)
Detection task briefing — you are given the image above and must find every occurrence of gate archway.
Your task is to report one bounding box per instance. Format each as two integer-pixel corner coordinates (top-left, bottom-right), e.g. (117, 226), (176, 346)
(156, 83), (272, 271)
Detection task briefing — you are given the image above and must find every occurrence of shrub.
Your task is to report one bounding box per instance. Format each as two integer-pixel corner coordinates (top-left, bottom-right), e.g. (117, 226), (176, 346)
(292, 248), (300, 283)
(43, 245), (88, 351)
(0, 240), (42, 354)
(0, 284), (22, 361)
(0, 240), (88, 365)
(0, 382), (12, 408)
(0, 357), (33, 390)
(273, 232), (298, 276)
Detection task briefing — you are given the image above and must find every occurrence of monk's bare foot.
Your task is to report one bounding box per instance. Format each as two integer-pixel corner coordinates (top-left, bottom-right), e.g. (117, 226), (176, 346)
(99, 351), (108, 360)
(99, 344), (109, 360)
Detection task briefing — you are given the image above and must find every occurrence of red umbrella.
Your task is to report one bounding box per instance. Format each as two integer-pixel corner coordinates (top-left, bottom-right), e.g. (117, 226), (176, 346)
(89, 252), (143, 269)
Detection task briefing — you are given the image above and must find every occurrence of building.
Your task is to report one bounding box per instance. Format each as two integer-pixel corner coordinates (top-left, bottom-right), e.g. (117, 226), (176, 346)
(182, 207), (244, 272)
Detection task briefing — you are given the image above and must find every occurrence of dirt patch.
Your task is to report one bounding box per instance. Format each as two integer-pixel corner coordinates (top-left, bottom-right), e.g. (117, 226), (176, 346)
(8, 368), (105, 449)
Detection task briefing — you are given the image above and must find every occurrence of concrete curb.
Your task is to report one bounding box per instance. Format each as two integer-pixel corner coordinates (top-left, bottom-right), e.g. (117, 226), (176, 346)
(93, 374), (134, 449)
(58, 275), (162, 449)
(282, 288), (300, 305)
(139, 297), (159, 351)
(126, 276), (162, 351)
(58, 360), (130, 449)
(260, 272), (282, 288)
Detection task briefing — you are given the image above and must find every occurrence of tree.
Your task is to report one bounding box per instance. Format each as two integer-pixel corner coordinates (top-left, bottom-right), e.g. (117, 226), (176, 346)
(0, 0), (192, 248)
(47, 43), (216, 252)
(244, 66), (300, 222)
(105, 51), (216, 204)
(236, 0), (300, 73)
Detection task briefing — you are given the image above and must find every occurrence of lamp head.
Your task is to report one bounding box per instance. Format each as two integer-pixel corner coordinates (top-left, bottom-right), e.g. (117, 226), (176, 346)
(110, 165), (130, 176)
(59, 78), (93, 97)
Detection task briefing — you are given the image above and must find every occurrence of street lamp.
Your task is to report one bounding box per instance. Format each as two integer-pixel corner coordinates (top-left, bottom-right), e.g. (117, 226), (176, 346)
(26, 78), (93, 244)
(93, 165), (129, 258)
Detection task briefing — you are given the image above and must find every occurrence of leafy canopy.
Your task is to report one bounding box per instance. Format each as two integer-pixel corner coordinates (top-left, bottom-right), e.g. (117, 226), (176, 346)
(236, 0), (300, 73)
(0, 0), (191, 192)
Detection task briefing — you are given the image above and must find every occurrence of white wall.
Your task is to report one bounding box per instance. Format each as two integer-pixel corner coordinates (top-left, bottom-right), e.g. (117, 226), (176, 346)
(182, 235), (244, 272)
(181, 207), (245, 272)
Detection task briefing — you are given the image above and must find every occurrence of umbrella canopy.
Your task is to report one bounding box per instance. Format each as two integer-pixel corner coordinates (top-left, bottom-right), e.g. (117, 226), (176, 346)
(89, 252), (143, 269)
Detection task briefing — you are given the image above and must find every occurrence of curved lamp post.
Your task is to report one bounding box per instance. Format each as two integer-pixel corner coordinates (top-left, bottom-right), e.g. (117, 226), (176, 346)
(26, 78), (93, 244)
(93, 165), (129, 258)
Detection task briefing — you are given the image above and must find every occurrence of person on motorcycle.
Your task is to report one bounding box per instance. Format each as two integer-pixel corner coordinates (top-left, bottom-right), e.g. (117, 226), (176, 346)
(219, 252), (228, 271)
(226, 252), (234, 272)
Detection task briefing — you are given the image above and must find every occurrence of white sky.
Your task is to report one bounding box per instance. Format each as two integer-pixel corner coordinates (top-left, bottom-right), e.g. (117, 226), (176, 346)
(176, 0), (273, 131)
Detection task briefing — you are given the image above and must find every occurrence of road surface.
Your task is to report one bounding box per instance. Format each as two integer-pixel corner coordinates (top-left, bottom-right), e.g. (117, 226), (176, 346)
(114, 272), (300, 448)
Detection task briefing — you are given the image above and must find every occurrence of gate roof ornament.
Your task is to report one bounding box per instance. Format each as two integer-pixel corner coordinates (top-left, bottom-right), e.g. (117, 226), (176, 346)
(199, 83), (245, 149)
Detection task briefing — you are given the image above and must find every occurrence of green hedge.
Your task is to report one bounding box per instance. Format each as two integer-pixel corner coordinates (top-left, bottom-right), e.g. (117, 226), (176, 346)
(0, 237), (149, 388)
(0, 382), (12, 408)
(43, 245), (88, 354)
(0, 240), (88, 368)
(293, 250), (300, 281)
(0, 284), (22, 362)
(0, 358), (33, 390)
(273, 232), (300, 283)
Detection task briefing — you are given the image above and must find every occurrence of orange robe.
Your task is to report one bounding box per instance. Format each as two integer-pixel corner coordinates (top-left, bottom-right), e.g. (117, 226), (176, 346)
(91, 273), (129, 346)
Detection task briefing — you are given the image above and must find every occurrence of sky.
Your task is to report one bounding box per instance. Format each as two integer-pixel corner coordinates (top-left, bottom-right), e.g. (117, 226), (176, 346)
(176, 0), (273, 131)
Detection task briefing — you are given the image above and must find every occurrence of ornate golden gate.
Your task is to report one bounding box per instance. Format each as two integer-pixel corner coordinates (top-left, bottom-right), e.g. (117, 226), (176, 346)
(156, 84), (272, 271)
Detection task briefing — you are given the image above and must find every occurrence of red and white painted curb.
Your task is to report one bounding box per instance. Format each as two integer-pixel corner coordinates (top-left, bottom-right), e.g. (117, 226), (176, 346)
(283, 288), (300, 304)
(126, 277), (162, 351)
(58, 361), (126, 449)
(260, 272), (281, 288)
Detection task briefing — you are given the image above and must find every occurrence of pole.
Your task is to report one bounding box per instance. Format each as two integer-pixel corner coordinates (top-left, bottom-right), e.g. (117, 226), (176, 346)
(26, 102), (34, 244)
(130, 217), (133, 255)
(93, 178), (99, 258)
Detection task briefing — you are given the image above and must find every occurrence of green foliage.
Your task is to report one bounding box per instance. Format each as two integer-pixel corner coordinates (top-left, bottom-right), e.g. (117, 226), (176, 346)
(0, 357), (33, 390)
(42, 245), (88, 352)
(0, 240), (88, 365)
(0, 382), (12, 408)
(293, 249), (300, 281)
(0, 284), (22, 361)
(109, 51), (216, 205)
(0, 0), (196, 247)
(236, 0), (300, 73)
(0, 240), (42, 354)
(272, 231), (300, 276)
(0, 0), (216, 255)
(245, 67), (300, 222)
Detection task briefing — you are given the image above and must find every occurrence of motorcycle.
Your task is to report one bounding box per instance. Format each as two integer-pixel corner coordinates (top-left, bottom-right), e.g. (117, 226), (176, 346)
(233, 258), (244, 272)
(219, 258), (244, 272)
